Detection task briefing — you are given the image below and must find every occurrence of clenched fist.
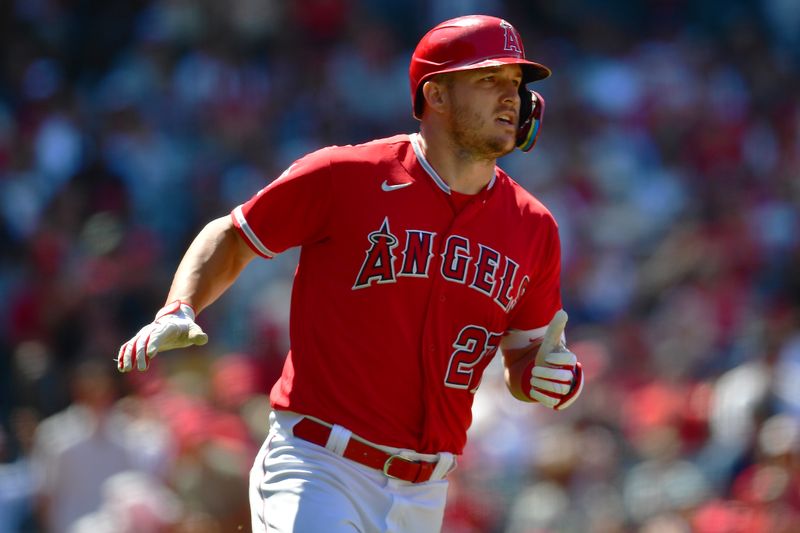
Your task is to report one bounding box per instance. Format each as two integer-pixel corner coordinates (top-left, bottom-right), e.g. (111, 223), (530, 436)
(117, 301), (208, 372)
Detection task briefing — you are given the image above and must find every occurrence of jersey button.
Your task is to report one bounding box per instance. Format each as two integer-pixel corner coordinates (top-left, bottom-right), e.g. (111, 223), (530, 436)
(439, 295), (446, 302)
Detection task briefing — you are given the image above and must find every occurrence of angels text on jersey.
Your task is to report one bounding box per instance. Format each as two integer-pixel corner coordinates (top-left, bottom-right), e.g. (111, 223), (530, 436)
(353, 217), (529, 314)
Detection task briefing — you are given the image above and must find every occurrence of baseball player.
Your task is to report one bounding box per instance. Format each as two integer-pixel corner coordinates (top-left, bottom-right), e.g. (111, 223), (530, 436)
(118, 15), (584, 533)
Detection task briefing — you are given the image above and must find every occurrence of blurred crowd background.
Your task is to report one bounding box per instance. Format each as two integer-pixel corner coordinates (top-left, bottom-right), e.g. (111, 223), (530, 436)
(1, 0), (799, 532)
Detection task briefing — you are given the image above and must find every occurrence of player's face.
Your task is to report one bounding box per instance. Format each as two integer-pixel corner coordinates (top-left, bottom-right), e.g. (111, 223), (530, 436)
(443, 64), (523, 160)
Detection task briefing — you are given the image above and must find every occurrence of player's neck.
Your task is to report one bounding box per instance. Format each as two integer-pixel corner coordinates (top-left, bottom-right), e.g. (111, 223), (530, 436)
(416, 129), (496, 195)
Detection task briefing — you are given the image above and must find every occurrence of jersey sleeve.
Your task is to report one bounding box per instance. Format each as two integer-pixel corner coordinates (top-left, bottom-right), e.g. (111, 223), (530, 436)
(501, 214), (563, 349)
(231, 149), (333, 258)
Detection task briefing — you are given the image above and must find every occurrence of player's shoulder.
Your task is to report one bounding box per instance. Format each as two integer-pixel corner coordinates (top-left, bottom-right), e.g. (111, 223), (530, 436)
(324, 134), (411, 165)
(275, 135), (409, 186)
(493, 166), (556, 223)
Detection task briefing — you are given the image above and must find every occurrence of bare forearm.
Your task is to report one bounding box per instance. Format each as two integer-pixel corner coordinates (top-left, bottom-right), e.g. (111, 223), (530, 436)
(165, 216), (256, 314)
(503, 346), (538, 402)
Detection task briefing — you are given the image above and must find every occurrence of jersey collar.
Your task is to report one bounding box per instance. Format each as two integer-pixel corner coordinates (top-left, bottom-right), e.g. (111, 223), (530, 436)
(409, 133), (497, 195)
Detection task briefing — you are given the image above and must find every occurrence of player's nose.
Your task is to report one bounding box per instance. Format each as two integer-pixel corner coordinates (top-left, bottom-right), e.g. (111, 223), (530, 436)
(500, 90), (520, 117)
(500, 80), (520, 105)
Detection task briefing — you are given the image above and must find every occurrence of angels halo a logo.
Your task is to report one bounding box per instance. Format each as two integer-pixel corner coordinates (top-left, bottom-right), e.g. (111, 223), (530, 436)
(500, 20), (522, 54)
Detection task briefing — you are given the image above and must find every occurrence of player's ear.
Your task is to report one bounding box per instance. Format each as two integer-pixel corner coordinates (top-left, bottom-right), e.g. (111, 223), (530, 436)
(422, 78), (448, 114)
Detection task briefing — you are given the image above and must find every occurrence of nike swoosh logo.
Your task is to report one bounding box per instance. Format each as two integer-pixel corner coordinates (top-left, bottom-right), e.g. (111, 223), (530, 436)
(381, 180), (413, 192)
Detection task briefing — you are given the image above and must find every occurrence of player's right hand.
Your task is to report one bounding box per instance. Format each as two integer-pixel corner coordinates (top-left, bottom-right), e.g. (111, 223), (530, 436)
(117, 301), (208, 372)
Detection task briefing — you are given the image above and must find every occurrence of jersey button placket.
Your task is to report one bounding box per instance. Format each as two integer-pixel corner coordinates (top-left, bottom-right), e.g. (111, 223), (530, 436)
(427, 287), (444, 355)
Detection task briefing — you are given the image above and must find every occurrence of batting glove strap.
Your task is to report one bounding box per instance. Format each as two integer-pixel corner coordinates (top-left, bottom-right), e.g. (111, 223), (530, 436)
(155, 300), (197, 322)
(522, 357), (584, 411)
(553, 362), (583, 410)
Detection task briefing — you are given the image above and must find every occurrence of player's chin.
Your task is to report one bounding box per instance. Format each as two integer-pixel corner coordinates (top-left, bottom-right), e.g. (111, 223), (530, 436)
(489, 125), (517, 151)
(484, 134), (516, 158)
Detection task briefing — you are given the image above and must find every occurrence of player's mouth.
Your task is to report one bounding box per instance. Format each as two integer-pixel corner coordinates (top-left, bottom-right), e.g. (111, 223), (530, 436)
(495, 111), (517, 129)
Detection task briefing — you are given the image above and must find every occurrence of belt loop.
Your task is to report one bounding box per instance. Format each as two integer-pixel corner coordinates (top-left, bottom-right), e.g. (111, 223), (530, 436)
(325, 424), (352, 456)
(430, 452), (456, 481)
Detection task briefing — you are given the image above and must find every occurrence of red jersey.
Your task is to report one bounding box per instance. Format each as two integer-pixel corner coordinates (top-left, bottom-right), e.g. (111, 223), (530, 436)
(231, 133), (562, 454)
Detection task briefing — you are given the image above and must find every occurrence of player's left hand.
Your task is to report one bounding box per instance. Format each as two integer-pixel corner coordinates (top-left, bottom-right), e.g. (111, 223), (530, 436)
(527, 310), (584, 410)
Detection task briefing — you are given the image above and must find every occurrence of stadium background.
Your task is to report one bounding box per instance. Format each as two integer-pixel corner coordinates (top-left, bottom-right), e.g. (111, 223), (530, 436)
(1, 0), (799, 531)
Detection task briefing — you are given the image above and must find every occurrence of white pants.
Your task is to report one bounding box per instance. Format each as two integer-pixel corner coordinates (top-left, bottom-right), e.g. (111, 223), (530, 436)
(249, 411), (455, 533)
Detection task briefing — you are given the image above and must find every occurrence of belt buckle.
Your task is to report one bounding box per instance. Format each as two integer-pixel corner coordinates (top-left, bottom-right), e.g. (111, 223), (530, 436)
(382, 454), (418, 480)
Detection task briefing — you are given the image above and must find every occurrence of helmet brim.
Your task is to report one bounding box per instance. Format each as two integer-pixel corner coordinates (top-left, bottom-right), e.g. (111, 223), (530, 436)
(431, 57), (551, 82)
(413, 57), (551, 119)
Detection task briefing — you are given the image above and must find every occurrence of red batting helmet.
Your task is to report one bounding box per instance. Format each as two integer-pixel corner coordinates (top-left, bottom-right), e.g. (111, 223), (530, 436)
(409, 15), (551, 119)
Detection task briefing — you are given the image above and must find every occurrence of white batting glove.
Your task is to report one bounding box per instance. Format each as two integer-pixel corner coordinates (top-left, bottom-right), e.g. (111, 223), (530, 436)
(117, 301), (208, 372)
(527, 310), (584, 410)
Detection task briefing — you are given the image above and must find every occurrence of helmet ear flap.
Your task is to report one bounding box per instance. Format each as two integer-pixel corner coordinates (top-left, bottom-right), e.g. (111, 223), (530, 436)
(516, 89), (545, 152)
